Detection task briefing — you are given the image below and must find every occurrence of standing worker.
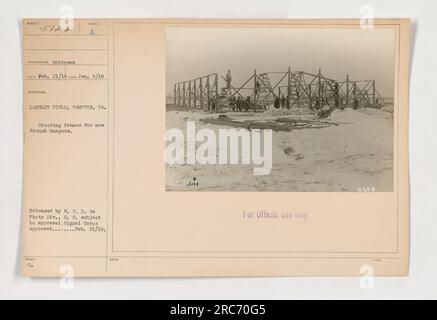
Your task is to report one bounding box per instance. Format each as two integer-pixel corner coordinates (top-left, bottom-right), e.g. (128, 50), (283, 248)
(226, 69), (232, 90)
(211, 96), (216, 111)
(245, 96), (251, 112)
(255, 80), (261, 95)
(334, 83), (340, 108)
(274, 96), (280, 109)
(236, 96), (242, 112)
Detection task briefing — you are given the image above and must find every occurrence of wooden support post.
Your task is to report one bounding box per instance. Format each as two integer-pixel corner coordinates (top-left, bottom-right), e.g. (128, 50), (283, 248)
(318, 68), (322, 107)
(173, 84), (176, 108)
(207, 76), (210, 111)
(297, 72), (302, 108)
(253, 69), (257, 112)
(353, 82), (357, 100)
(215, 73), (218, 99)
(346, 74), (350, 107)
(182, 82), (186, 108)
(309, 84), (312, 103)
(372, 80), (376, 105)
(177, 83), (181, 107)
(287, 67), (291, 108)
(215, 73), (218, 110)
(193, 79), (197, 108)
(200, 78), (204, 109)
(188, 81), (192, 108)
(353, 81), (357, 108)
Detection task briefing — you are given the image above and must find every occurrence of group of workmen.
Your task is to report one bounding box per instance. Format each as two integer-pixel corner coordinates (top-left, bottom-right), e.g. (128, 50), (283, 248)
(208, 95), (252, 112)
(274, 95), (290, 109)
(230, 96), (253, 112)
(228, 95), (293, 112)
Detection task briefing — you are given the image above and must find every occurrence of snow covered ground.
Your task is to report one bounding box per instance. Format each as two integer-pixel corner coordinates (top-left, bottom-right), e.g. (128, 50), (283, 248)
(165, 108), (394, 192)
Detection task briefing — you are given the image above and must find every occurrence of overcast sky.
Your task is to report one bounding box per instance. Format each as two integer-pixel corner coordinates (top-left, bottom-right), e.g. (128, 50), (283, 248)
(166, 27), (396, 97)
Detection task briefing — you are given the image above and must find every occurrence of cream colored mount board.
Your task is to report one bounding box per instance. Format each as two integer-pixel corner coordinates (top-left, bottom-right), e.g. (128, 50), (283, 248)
(22, 19), (410, 277)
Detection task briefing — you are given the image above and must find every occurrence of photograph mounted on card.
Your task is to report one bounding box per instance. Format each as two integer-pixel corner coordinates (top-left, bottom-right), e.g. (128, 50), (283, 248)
(21, 19), (409, 277)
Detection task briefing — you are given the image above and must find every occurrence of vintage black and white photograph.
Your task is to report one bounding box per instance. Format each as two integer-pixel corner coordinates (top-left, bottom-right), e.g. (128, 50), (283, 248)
(165, 26), (396, 192)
